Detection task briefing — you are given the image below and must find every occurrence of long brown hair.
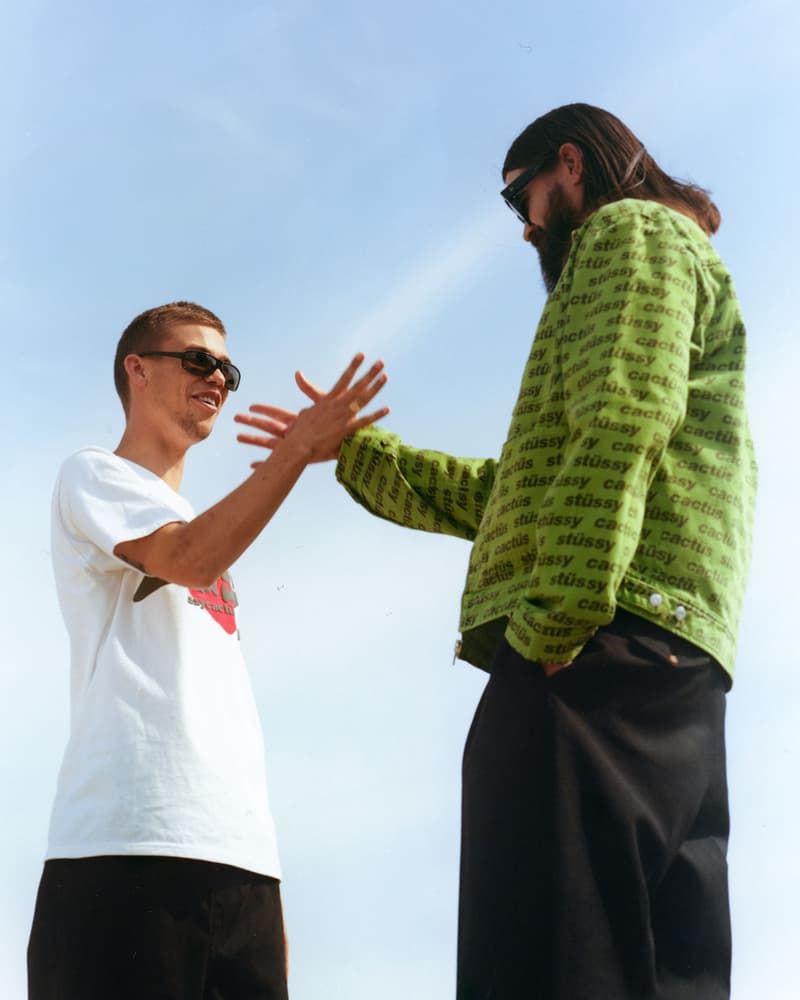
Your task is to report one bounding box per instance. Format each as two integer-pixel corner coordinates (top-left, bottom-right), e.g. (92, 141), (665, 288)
(503, 103), (720, 235)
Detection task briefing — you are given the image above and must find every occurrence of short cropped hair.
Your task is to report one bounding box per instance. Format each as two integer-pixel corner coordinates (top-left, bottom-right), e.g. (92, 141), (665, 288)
(113, 301), (226, 414)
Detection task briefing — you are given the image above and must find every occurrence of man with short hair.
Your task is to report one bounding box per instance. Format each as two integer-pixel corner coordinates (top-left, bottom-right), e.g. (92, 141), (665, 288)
(239, 105), (757, 999)
(28, 301), (388, 1000)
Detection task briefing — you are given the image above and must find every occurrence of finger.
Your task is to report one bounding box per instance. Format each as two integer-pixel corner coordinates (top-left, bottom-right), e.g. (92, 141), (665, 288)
(348, 405), (390, 432)
(347, 368), (387, 409)
(328, 353), (365, 396)
(236, 433), (281, 449)
(247, 404), (297, 422)
(295, 371), (325, 402)
(346, 360), (385, 399)
(541, 661), (572, 677)
(234, 413), (290, 436)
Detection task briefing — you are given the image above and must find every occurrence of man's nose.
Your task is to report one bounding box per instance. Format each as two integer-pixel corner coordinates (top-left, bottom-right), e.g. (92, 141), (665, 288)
(523, 222), (544, 247)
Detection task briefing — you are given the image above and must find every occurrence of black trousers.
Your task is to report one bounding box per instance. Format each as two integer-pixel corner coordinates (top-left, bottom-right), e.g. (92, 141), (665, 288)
(457, 611), (731, 1000)
(28, 856), (288, 1000)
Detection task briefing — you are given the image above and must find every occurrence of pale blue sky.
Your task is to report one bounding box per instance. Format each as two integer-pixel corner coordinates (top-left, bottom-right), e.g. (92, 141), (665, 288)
(2, 1), (799, 997)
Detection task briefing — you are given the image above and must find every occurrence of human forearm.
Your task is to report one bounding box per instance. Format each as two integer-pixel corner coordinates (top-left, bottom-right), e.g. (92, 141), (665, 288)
(504, 422), (663, 664)
(114, 437), (311, 586)
(336, 427), (496, 540)
(115, 354), (388, 585)
(238, 367), (495, 539)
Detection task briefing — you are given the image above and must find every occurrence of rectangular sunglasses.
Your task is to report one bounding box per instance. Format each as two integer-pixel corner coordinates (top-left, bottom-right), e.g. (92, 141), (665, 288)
(139, 349), (241, 391)
(500, 159), (548, 226)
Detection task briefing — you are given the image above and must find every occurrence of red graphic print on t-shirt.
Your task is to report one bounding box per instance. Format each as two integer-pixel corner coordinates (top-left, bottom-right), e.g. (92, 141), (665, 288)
(188, 572), (238, 635)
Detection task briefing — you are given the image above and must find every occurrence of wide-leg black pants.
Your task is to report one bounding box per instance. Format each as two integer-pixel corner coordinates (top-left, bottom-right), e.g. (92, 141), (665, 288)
(457, 611), (731, 1000)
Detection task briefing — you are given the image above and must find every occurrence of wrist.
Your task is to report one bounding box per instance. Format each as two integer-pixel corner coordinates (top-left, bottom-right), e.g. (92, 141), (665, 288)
(268, 435), (314, 470)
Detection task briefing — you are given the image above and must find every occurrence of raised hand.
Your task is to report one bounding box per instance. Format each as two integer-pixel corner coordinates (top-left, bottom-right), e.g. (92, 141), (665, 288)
(235, 354), (388, 465)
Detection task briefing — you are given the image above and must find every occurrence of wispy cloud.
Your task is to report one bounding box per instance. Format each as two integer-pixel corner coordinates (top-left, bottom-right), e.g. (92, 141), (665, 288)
(333, 203), (509, 357)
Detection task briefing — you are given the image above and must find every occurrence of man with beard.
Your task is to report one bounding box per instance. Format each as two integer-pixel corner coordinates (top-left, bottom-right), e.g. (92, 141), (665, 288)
(236, 105), (756, 1000)
(28, 301), (388, 1000)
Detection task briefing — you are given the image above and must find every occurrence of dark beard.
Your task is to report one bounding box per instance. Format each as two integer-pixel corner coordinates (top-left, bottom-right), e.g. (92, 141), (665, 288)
(531, 184), (581, 293)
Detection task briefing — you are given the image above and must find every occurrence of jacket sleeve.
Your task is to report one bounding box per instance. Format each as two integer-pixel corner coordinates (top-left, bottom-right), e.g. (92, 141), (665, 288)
(335, 426), (497, 541)
(505, 207), (708, 664)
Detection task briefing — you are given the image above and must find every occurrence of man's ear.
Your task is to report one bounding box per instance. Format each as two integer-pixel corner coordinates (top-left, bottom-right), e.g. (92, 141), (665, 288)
(558, 142), (584, 186)
(123, 354), (148, 393)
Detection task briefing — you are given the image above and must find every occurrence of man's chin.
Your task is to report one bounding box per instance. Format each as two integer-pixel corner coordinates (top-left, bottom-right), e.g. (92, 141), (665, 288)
(180, 417), (216, 443)
(535, 241), (568, 293)
(539, 263), (559, 294)
(535, 185), (581, 293)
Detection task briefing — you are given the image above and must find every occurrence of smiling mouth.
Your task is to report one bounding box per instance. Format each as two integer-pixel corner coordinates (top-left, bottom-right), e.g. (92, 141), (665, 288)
(193, 392), (221, 412)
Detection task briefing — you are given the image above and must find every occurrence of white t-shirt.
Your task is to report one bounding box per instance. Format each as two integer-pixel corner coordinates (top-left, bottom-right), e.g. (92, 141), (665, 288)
(46, 447), (281, 877)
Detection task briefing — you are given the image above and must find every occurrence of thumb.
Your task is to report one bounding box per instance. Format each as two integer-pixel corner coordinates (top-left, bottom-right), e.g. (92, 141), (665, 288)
(295, 370), (325, 402)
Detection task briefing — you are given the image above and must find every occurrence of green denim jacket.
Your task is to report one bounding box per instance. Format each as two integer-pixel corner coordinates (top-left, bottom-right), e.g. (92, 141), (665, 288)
(336, 199), (757, 680)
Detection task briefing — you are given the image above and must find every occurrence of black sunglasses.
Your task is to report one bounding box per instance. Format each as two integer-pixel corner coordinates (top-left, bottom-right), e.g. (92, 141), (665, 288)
(139, 349), (241, 391)
(500, 158), (548, 226)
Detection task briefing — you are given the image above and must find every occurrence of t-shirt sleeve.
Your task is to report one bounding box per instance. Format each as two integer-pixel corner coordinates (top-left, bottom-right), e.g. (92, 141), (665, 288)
(55, 450), (191, 574)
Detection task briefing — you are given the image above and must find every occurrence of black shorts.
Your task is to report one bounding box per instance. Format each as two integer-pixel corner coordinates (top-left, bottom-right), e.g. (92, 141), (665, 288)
(28, 855), (288, 1000)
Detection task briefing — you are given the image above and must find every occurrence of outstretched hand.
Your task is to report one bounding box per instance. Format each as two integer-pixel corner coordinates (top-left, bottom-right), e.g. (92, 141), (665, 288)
(234, 354), (388, 466)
